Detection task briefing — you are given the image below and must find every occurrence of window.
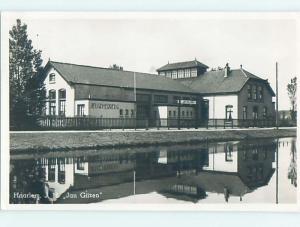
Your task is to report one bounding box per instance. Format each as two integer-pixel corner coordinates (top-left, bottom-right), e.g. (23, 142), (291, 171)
(119, 109), (123, 117)
(77, 104), (85, 116)
(171, 70), (177, 79)
(182, 111), (185, 117)
(263, 107), (267, 119)
(159, 72), (165, 77)
(154, 95), (168, 104)
(169, 110), (172, 117)
(49, 73), (55, 83)
(243, 106), (248, 120)
(76, 157), (85, 170)
(125, 109), (129, 117)
(59, 89), (66, 99)
(178, 70), (184, 78)
(225, 105), (233, 120)
(191, 68), (197, 77)
(253, 106), (258, 119)
(173, 110), (176, 117)
(58, 89), (66, 116)
(49, 101), (56, 116)
(59, 100), (66, 116)
(48, 158), (56, 182)
(187, 111), (189, 117)
(173, 96), (180, 104)
(49, 90), (56, 100)
(49, 90), (56, 116)
(184, 69), (190, 78)
(131, 109), (134, 117)
(253, 85), (257, 100)
(247, 85), (252, 100)
(58, 159), (65, 184)
(166, 71), (172, 78)
(258, 86), (263, 101)
(190, 111), (193, 117)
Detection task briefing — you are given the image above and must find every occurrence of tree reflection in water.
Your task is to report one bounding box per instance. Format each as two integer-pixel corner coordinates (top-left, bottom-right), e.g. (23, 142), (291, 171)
(288, 139), (297, 187)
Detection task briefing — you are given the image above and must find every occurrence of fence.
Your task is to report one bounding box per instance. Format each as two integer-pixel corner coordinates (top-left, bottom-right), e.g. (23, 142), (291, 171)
(206, 119), (277, 129)
(30, 116), (293, 131)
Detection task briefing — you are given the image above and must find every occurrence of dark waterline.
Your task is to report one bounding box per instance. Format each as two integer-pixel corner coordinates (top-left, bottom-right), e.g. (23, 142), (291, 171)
(9, 137), (297, 204)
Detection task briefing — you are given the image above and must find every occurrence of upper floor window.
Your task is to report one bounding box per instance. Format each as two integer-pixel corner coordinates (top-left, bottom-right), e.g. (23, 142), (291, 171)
(159, 72), (166, 77)
(247, 85), (252, 100)
(178, 70), (184, 78)
(258, 86), (263, 101)
(253, 85), (257, 100)
(166, 71), (172, 78)
(191, 68), (197, 77)
(49, 73), (56, 83)
(59, 89), (66, 99)
(171, 70), (177, 79)
(184, 69), (190, 78)
(154, 95), (168, 104)
(49, 90), (56, 100)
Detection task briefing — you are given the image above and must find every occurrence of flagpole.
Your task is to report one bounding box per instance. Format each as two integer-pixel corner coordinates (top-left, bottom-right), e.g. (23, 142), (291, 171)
(276, 62), (279, 129)
(134, 72), (136, 102)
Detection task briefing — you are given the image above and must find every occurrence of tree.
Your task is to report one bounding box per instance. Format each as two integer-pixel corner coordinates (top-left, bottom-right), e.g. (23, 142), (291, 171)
(287, 77), (297, 121)
(109, 64), (123, 71)
(9, 19), (45, 130)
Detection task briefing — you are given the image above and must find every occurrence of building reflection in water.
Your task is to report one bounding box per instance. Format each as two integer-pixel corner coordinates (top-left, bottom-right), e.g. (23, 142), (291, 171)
(9, 138), (296, 204)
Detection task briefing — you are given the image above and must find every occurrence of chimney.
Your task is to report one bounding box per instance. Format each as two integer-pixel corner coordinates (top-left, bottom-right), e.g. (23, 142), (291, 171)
(240, 64), (243, 69)
(224, 63), (230, 78)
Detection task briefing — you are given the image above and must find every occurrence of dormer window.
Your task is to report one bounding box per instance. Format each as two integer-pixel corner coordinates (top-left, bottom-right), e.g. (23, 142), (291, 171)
(49, 73), (56, 83)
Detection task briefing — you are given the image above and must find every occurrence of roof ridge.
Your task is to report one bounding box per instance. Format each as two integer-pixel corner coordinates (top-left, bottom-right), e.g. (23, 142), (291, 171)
(240, 68), (248, 78)
(49, 60), (159, 77)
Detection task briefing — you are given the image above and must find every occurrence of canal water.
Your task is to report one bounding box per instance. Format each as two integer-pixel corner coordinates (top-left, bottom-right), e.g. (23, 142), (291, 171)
(9, 137), (297, 204)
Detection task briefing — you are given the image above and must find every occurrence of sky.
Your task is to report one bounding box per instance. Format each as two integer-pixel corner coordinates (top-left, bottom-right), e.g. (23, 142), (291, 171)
(5, 12), (299, 110)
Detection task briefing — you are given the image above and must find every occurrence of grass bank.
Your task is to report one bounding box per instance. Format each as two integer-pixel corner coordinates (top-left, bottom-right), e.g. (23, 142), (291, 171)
(9, 128), (296, 154)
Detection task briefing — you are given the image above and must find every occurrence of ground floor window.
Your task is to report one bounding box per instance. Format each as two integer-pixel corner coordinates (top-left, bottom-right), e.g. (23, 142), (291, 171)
(263, 107), (267, 119)
(77, 104), (85, 116)
(48, 159), (56, 182)
(49, 101), (56, 116)
(253, 106), (258, 119)
(58, 159), (65, 184)
(243, 106), (247, 120)
(59, 100), (66, 116)
(76, 157), (85, 170)
(225, 105), (233, 120)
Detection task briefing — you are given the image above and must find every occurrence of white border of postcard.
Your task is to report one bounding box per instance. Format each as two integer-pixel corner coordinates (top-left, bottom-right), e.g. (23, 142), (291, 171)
(1, 11), (300, 211)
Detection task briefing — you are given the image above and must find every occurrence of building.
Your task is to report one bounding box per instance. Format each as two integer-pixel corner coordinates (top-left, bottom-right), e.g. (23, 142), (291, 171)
(43, 61), (201, 127)
(158, 61), (276, 121)
(42, 59), (275, 127)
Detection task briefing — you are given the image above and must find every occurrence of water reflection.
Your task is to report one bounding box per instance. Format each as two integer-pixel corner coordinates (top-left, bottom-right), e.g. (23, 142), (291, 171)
(9, 138), (297, 204)
(288, 139), (297, 187)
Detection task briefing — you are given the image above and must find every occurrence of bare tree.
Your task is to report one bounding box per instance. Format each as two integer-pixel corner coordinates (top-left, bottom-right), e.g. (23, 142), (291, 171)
(287, 77), (297, 120)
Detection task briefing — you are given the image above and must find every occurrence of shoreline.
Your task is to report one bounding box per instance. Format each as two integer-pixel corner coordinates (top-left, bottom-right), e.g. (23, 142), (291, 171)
(9, 127), (296, 154)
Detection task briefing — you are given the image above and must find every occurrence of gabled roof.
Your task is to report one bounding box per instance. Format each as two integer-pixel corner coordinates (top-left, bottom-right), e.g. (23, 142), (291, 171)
(44, 61), (198, 94)
(179, 68), (275, 96)
(157, 60), (209, 71)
